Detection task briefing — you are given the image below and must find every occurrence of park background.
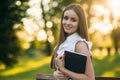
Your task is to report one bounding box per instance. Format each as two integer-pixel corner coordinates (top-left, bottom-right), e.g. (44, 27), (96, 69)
(0, 0), (120, 80)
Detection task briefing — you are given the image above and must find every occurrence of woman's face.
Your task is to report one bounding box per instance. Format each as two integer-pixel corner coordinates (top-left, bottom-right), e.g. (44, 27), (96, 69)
(62, 9), (79, 35)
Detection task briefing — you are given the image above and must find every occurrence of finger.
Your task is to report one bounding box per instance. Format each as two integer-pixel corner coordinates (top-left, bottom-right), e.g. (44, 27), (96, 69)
(62, 54), (66, 60)
(59, 55), (65, 61)
(57, 70), (63, 74)
(59, 56), (62, 59)
(55, 57), (58, 61)
(58, 71), (63, 74)
(55, 58), (59, 64)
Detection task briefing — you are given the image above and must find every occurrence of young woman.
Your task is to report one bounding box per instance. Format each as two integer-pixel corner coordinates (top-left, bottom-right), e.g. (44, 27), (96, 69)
(50, 4), (95, 80)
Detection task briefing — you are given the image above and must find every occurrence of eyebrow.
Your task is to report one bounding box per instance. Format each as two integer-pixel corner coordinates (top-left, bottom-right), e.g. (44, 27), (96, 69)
(64, 15), (77, 19)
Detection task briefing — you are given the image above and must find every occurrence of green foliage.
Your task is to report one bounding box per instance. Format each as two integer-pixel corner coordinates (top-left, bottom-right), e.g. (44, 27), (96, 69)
(0, 0), (29, 67)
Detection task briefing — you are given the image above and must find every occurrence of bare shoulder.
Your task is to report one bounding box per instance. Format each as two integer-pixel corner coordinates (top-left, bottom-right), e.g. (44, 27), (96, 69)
(75, 41), (89, 55)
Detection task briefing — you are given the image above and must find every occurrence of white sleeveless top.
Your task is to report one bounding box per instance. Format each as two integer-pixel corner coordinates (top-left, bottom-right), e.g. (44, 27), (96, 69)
(57, 32), (92, 57)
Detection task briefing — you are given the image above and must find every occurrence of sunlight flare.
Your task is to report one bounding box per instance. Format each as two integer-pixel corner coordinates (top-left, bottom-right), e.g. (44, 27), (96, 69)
(37, 30), (47, 41)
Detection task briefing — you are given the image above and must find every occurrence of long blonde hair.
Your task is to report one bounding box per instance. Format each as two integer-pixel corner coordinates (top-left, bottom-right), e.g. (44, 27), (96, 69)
(50, 4), (89, 69)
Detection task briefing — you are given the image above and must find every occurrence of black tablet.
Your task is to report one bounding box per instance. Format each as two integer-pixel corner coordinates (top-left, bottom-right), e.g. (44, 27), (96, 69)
(64, 50), (87, 73)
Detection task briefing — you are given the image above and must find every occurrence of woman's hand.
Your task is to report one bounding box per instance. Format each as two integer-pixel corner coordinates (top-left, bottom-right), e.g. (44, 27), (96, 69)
(53, 69), (68, 80)
(55, 54), (65, 70)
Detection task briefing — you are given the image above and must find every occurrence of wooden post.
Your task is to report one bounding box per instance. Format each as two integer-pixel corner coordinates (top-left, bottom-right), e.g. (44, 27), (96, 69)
(36, 74), (120, 80)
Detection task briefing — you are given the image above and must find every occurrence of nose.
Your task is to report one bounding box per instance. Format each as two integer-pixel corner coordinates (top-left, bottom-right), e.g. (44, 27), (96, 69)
(66, 19), (71, 25)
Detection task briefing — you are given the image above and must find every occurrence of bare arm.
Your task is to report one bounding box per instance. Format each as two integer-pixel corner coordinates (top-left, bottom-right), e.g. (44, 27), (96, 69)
(56, 41), (95, 80)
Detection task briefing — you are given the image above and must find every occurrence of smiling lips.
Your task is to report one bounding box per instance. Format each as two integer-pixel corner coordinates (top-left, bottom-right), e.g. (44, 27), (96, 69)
(64, 25), (72, 30)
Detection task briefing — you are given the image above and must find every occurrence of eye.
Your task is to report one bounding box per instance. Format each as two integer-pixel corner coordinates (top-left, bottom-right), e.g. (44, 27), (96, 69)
(63, 16), (68, 20)
(71, 18), (76, 22)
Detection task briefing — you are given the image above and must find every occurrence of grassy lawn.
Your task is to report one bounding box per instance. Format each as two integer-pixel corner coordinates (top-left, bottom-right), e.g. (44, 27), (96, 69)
(93, 53), (120, 77)
(0, 53), (120, 80)
(0, 54), (53, 80)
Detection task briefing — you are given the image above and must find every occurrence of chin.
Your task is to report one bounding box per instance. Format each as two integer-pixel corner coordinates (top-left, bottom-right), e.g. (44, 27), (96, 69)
(65, 32), (74, 35)
(64, 30), (75, 34)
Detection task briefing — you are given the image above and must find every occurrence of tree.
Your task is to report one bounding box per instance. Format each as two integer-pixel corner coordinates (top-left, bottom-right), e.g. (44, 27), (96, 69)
(0, 0), (29, 67)
(111, 27), (120, 53)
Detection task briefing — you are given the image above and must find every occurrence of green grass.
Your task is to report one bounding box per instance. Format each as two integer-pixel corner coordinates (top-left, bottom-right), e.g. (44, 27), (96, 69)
(0, 64), (53, 80)
(0, 54), (53, 80)
(93, 53), (120, 77)
(0, 53), (120, 80)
